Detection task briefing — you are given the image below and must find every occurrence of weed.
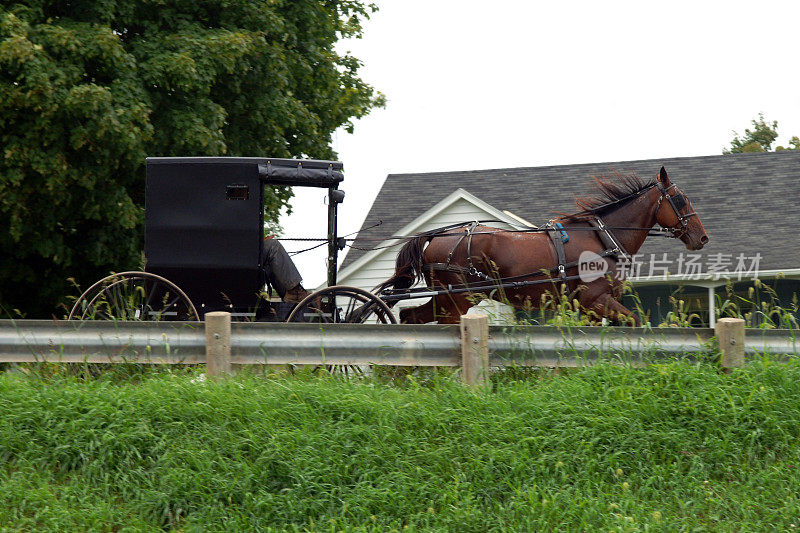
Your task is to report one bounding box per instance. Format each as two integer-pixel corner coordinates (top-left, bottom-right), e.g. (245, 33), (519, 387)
(716, 279), (799, 329)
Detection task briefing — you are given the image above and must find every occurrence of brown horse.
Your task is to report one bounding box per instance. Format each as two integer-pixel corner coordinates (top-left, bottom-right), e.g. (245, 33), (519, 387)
(376, 167), (708, 325)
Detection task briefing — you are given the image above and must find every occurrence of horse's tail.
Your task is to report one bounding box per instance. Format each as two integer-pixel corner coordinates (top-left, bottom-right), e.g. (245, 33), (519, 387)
(373, 235), (431, 306)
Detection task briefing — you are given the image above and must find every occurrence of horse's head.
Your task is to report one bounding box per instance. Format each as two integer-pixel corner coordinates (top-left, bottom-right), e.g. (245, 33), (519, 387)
(654, 167), (709, 251)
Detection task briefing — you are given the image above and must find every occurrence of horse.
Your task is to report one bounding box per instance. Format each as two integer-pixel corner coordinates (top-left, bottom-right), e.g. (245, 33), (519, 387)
(375, 167), (709, 325)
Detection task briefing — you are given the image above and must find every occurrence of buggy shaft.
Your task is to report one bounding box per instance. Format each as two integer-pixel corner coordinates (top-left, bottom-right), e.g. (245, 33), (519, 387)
(379, 274), (588, 303)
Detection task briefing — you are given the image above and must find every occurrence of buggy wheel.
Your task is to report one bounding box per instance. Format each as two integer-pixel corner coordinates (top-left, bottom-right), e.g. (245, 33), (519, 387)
(285, 285), (397, 324)
(68, 271), (200, 321)
(285, 286), (396, 377)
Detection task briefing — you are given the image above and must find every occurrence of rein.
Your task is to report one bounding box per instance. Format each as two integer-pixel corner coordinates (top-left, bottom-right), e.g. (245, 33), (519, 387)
(284, 182), (695, 258)
(279, 224), (675, 255)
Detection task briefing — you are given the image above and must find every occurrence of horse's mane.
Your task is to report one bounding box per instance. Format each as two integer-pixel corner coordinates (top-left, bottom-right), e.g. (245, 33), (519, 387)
(563, 172), (656, 221)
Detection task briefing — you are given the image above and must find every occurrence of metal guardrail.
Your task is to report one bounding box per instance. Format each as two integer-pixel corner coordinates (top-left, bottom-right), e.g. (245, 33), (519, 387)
(231, 322), (461, 366)
(490, 325), (800, 365)
(0, 320), (205, 364)
(1, 319), (797, 366)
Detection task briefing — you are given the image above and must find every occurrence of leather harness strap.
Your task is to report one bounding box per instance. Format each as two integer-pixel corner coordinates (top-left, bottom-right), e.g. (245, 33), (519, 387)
(588, 217), (630, 260)
(426, 222), (495, 282)
(545, 220), (568, 284)
(425, 216), (635, 288)
(426, 262), (494, 282)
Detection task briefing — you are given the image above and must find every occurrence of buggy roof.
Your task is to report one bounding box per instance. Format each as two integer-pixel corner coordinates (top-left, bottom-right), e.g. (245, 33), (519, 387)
(146, 157), (343, 188)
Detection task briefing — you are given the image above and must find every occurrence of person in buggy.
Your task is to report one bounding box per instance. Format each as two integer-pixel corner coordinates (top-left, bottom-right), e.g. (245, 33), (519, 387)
(261, 236), (311, 304)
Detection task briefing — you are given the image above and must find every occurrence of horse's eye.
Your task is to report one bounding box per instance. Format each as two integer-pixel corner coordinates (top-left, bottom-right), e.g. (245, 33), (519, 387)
(672, 194), (687, 210)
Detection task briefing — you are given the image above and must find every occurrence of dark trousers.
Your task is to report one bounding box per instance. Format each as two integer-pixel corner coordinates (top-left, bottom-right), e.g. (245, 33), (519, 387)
(261, 239), (303, 298)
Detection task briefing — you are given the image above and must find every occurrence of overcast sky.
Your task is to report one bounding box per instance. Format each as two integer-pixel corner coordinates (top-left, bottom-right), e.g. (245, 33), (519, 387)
(281, 0), (800, 287)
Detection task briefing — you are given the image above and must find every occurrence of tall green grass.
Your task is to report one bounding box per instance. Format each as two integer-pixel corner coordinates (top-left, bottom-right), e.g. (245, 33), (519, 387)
(500, 279), (799, 329)
(715, 278), (800, 329)
(2, 361), (800, 531)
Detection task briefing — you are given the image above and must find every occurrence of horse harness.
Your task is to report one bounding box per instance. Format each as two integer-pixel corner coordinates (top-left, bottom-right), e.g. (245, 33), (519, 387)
(544, 217), (630, 287)
(423, 218), (628, 288)
(422, 182), (694, 289)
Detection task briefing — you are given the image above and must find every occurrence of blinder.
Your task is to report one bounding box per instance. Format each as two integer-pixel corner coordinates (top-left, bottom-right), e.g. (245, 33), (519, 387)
(670, 193), (687, 211)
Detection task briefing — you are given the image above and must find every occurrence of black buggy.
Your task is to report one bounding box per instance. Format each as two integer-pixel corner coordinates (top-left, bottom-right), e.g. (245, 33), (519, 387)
(68, 157), (396, 324)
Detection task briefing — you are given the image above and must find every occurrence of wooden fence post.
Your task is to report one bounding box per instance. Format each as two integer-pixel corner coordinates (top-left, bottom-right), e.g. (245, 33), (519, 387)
(461, 314), (489, 388)
(205, 311), (231, 378)
(715, 317), (745, 372)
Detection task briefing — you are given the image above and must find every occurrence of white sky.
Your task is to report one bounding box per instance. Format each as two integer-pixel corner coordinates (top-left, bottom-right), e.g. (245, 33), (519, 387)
(280, 0), (800, 288)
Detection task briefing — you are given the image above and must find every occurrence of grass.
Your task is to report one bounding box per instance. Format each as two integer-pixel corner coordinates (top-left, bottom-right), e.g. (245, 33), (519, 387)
(1, 361), (800, 531)
(496, 278), (800, 329)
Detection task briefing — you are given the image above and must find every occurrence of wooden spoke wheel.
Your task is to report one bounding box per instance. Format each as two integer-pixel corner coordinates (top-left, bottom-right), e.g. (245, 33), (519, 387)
(285, 285), (397, 324)
(68, 271), (200, 321)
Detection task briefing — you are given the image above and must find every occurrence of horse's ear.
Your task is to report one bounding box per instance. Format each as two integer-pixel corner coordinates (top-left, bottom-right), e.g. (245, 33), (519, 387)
(658, 166), (672, 186)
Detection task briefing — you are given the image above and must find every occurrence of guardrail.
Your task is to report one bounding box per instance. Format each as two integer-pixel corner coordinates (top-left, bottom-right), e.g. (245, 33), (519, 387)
(1, 315), (797, 386)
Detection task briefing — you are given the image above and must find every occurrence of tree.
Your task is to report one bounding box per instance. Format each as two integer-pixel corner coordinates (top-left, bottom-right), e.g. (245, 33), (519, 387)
(725, 113), (800, 153)
(0, 1), (383, 317)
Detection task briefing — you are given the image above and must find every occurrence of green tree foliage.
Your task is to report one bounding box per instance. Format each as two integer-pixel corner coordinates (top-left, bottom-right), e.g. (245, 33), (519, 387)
(725, 113), (800, 153)
(0, 1), (383, 316)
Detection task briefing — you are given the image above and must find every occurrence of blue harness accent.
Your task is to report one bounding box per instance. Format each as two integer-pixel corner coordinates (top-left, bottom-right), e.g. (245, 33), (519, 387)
(554, 222), (569, 243)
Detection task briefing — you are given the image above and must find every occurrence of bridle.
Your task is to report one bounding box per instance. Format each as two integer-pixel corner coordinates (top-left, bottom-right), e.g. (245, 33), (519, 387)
(655, 182), (697, 239)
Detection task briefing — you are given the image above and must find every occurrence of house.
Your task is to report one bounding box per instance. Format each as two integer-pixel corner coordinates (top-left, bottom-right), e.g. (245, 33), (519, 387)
(338, 151), (800, 326)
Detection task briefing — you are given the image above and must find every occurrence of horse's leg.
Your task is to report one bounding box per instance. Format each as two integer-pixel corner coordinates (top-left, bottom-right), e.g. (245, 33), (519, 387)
(399, 299), (436, 324)
(399, 293), (476, 324)
(586, 293), (640, 326)
(428, 292), (477, 324)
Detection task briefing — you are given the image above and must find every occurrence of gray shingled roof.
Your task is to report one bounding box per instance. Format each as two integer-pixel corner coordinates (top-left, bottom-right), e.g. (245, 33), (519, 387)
(343, 151), (800, 273)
